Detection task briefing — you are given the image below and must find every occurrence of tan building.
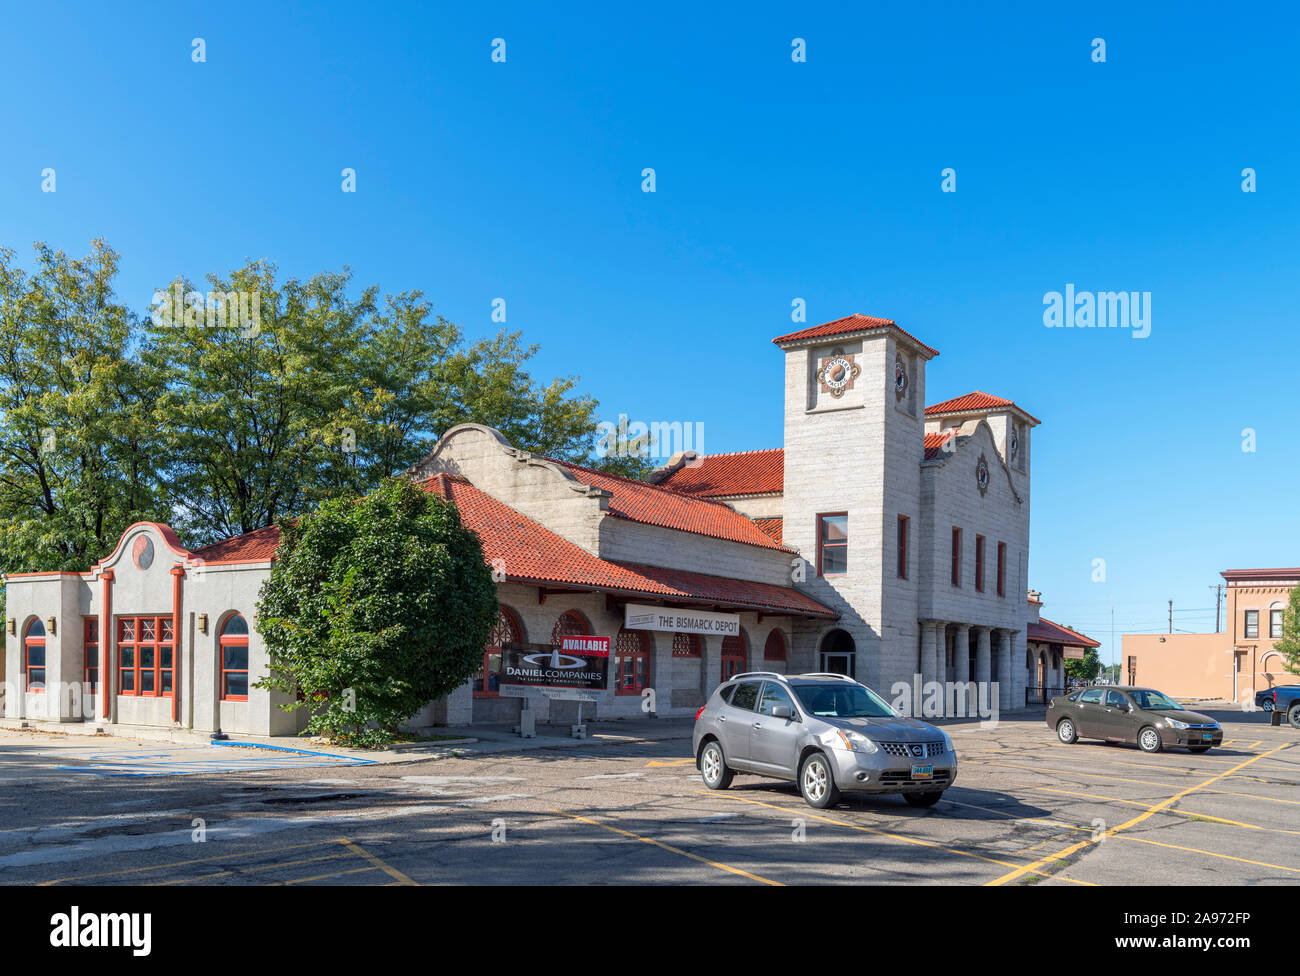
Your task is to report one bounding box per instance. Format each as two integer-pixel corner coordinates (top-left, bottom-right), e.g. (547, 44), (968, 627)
(1122, 567), (1299, 702)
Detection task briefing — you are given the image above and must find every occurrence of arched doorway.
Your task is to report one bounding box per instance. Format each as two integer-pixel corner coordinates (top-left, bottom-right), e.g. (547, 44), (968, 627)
(721, 631), (748, 681)
(819, 629), (855, 678)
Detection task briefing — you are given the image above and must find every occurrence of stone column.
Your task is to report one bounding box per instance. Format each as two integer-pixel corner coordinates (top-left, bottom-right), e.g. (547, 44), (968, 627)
(997, 628), (1014, 713)
(975, 626), (991, 689)
(920, 621), (938, 688)
(702, 634), (723, 700)
(953, 624), (971, 716)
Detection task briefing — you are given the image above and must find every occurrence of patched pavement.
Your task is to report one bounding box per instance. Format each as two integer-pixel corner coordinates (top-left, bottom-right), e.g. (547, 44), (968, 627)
(1, 711), (1295, 885)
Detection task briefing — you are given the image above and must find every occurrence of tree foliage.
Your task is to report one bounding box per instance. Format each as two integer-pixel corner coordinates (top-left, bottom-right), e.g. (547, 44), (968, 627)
(255, 478), (498, 746)
(1063, 646), (1102, 683)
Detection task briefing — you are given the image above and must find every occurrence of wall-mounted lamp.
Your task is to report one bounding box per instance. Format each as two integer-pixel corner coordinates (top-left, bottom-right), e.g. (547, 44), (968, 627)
(47, 617), (56, 636)
(198, 613), (209, 635)
(6, 618), (14, 636)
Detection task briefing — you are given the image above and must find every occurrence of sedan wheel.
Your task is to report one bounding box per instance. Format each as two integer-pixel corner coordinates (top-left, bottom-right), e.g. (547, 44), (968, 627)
(700, 741), (734, 790)
(1056, 718), (1078, 744)
(1138, 726), (1163, 753)
(799, 751), (841, 809)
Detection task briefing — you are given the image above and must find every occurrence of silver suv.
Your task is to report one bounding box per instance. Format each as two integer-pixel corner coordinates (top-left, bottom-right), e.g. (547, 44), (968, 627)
(693, 672), (957, 808)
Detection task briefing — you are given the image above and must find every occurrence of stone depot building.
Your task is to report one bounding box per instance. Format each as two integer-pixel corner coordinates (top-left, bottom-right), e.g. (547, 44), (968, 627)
(3, 313), (1096, 736)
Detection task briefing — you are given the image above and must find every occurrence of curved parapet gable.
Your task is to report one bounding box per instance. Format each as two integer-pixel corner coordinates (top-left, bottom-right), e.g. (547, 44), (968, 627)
(406, 423), (610, 553)
(922, 418), (1023, 505)
(88, 521), (195, 579)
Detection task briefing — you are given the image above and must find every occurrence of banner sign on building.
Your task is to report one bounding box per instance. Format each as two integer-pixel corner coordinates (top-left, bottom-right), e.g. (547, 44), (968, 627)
(623, 604), (741, 636)
(500, 636), (610, 691)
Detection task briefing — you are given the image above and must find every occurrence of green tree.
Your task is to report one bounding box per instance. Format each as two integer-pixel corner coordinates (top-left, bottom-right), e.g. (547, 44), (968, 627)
(1064, 647), (1103, 684)
(255, 477), (498, 746)
(0, 240), (166, 605)
(1271, 586), (1300, 676)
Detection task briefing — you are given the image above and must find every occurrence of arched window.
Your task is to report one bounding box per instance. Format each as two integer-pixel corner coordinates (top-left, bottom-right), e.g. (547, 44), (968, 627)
(721, 630), (748, 681)
(763, 629), (787, 662)
(551, 610), (589, 647)
(818, 629), (855, 678)
(220, 614), (250, 701)
(24, 619), (46, 691)
(672, 632), (701, 658)
(477, 606), (523, 697)
(615, 628), (650, 695)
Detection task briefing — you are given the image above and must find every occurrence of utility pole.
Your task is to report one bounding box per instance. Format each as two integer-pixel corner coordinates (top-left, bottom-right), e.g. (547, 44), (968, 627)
(1210, 584), (1224, 632)
(1168, 600), (1173, 634)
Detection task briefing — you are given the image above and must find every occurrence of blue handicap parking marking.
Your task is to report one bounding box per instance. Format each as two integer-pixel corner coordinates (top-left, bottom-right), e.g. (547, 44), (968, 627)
(53, 742), (375, 777)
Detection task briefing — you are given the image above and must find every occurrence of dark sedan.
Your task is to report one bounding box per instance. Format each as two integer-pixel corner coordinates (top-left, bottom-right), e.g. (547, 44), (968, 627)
(1047, 685), (1222, 753)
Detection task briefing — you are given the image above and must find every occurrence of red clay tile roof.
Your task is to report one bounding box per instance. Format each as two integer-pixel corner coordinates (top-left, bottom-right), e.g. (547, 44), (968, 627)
(925, 391), (1040, 424)
(923, 430), (957, 461)
(1028, 616), (1099, 648)
(752, 518), (782, 544)
(421, 475), (833, 617)
(551, 458), (788, 552)
(772, 313), (939, 357)
(189, 524), (283, 565)
(657, 448), (784, 497)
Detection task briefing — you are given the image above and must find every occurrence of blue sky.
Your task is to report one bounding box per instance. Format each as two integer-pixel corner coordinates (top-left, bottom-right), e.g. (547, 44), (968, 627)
(3, 1), (1297, 667)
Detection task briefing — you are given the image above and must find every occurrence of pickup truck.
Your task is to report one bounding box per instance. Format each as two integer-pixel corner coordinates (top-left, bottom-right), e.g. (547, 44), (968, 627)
(1267, 686), (1300, 727)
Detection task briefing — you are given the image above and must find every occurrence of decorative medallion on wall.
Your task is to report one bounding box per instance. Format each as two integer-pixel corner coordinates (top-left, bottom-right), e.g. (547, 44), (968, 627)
(132, 535), (155, 570)
(1009, 426), (1019, 462)
(816, 348), (861, 399)
(975, 454), (990, 496)
(894, 359), (908, 400)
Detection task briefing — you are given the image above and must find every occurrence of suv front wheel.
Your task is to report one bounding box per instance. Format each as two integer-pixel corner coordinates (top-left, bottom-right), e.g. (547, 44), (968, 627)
(799, 751), (841, 809)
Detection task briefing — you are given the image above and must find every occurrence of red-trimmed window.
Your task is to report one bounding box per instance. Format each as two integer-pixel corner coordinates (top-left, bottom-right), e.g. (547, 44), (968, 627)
(24, 619), (46, 691)
(817, 513), (848, 576)
(763, 629), (786, 662)
(896, 515), (909, 580)
(672, 632), (701, 658)
(996, 542), (1007, 597)
(118, 615), (175, 697)
(219, 614), (249, 701)
(84, 618), (100, 692)
(615, 628), (650, 695)
(975, 535), (985, 592)
(951, 527), (962, 587)
(118, 613), (175, 696)
(721, 632), (747, 680)
(476, 606), (522, 697)
(551, 610), (589, 648)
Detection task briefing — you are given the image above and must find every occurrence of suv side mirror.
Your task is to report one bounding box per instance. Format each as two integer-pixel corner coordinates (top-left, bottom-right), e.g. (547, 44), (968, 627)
(771, 705), (793, 720)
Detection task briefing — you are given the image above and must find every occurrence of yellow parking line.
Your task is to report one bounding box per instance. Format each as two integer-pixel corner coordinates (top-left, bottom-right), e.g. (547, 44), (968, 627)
(335, 838), (418, 886)
(985, 742), (1291, 886)
(700, 791), (1057, 878)
(37, 838), (337, 886)
(645, 758), (696, 767)
(1029, 785), (1300, 837)
(155, 850), (356, 886)
(1248, 740), (1263, 749)
(274, 865), (381, 885)
(966, 759), (1300, 805)
(550, 807), (782, 886)
(1116, 836), (1300, 874)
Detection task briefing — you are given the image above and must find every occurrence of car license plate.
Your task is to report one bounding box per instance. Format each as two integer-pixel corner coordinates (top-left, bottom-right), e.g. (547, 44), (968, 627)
(911, 764), (933, 780)
(1202, 733), (1214, 740)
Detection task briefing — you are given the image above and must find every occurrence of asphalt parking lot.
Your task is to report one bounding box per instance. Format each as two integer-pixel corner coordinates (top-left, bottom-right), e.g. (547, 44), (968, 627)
(0, 709), (1294, 885)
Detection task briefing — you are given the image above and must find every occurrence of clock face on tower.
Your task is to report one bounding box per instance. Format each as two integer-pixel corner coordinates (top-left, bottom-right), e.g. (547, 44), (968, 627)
(816, 349), (861, 399)
(1009, 428), (1019, 460)
(894, 360), (908, 399)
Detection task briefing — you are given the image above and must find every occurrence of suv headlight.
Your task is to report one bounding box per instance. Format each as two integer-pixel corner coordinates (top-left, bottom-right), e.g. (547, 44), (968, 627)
(834, 729), (878, 755)
(941, 730), (955, 755)
(1167, 718), (1190, 730)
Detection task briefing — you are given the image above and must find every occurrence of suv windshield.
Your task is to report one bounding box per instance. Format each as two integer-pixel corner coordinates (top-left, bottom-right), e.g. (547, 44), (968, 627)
(1131, 689), (1183, 711)
(792, 683), (895, 718)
